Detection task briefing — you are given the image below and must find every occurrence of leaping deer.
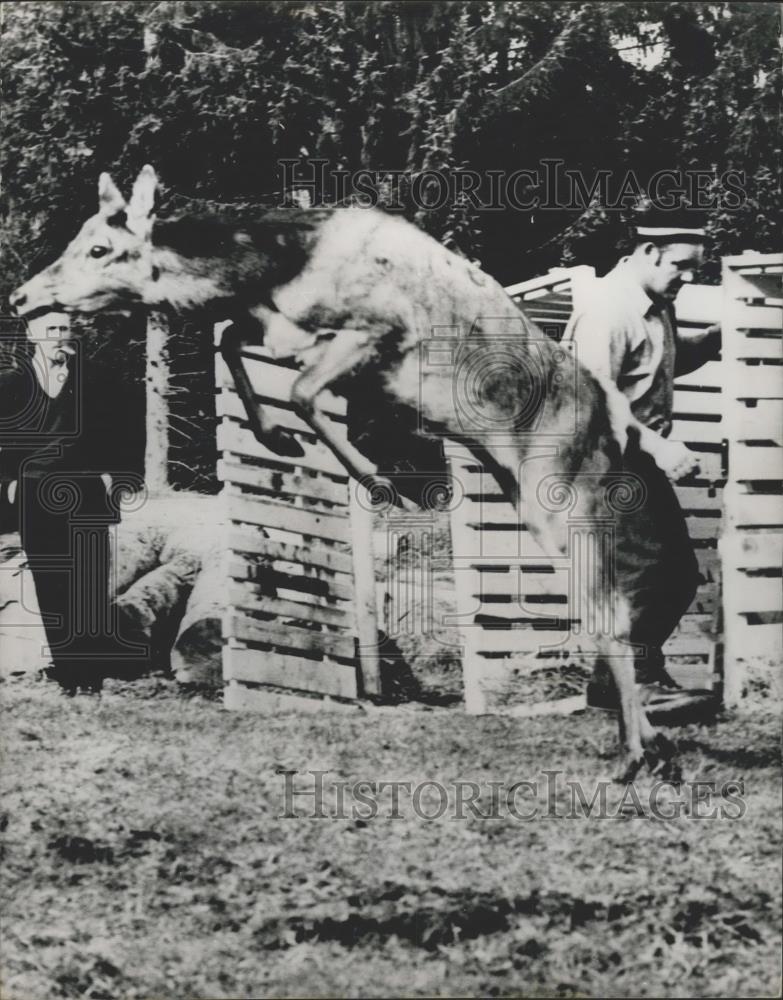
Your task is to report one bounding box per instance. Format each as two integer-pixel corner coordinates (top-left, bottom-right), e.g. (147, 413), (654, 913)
(10, 165), (684, 781)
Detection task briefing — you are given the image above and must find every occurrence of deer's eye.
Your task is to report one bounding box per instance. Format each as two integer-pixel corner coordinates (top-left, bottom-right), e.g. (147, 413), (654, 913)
(89, 245), (109, 259)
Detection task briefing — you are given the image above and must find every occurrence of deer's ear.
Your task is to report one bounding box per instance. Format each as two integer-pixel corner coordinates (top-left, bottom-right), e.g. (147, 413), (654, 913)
(98, 173), (126, 216)
(127, 165), (157, 238)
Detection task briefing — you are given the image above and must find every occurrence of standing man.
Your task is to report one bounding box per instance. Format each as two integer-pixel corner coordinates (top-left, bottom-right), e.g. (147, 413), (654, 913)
(0, 313), (142, 692)
(564, 205), (721, 719)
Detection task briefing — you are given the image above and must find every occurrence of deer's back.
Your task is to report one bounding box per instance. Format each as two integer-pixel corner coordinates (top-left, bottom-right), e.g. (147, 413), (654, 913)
(271, 207), (536, 349)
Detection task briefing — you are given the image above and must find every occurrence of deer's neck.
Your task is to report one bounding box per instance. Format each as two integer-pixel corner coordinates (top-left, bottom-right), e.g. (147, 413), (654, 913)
(146, 211), (322, 313)
(147, 244), (227, 311)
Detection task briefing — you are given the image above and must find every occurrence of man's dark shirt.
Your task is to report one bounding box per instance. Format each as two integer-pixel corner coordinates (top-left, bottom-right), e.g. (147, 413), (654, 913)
(0, 347), (143, 531)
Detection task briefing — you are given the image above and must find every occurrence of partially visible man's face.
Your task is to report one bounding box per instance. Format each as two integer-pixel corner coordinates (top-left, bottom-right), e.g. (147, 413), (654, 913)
(26, 311), (72, 344)
(643, 241), (705, 301)
(23, 313), (76, 399)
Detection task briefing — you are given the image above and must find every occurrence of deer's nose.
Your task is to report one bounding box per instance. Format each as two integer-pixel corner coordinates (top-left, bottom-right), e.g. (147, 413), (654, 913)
(9, 288), (26, 310)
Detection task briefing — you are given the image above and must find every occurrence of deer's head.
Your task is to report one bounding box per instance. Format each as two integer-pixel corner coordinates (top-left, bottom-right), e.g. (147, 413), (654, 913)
(10, 166), (158, 318)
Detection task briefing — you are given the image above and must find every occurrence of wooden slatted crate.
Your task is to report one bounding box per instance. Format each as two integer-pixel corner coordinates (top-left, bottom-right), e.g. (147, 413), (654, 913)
(214, 324), (378, 712)
(719, 253), (783, 707)
(447, 443), (586, 717)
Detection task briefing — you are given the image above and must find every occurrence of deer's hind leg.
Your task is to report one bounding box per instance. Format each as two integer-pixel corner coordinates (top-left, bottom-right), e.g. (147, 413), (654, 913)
(288, 328), (405, 499)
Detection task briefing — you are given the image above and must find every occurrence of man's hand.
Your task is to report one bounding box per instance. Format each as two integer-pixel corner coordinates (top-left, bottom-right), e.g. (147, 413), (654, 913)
(653, 439), (701, 482)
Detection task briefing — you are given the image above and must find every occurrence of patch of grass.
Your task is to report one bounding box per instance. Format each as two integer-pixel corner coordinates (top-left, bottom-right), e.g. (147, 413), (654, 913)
(1, 675), (780, 999)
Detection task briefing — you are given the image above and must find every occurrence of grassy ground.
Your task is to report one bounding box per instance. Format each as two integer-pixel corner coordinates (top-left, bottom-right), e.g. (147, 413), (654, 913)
(1, 673), (780, 1000)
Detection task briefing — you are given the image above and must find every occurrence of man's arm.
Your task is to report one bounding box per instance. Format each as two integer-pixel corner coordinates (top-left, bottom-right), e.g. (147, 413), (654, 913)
(568, 308), (701, 481)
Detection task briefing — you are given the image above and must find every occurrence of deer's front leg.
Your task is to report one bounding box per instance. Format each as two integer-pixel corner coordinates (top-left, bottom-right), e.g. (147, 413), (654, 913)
(220, 322), (304, 458)
(611, 659), (680, 783)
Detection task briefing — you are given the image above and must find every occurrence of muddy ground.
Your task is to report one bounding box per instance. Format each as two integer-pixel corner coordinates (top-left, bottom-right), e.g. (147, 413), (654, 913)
(1, 672), (780, 1000)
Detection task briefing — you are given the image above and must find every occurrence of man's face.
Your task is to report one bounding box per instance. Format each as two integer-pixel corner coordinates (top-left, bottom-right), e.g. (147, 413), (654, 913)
(643, 241), (705, 301)
(26, 311), (72, 344)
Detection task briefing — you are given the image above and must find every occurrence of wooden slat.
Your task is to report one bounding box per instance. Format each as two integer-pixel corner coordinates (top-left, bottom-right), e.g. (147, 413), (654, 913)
(732, 575), (783, 614)
(466, 565), (569, 597)
(504, 695), (587, 718)
(673, 388), (723, 417)
(472, 601), (573, 623)
(228, 530), (353, 575)
(218, 391), (313, 435)
(218, 385), (347, 431)
(731, 364), (783, 400)
(451, 527), (545, 561)
(524, 310), (570, 323)
(674, 283), (722, 324)
(454, 468), (505, 499)
(505, 274), (571, 299)
(218, 458), (348, 506)
(723, 618), (781, 658)
(685, 514), (722, 539)
(228, 583), (350, 627)
(724, 257), (783, 305)
(735, 335), (782, 362)
(661, 663), (717, 688)
(461, 499), (522, 528)
(676, 485), (724, 511)
(732, 400), (783, 444)
(675, 612), (716, 637)
(663, 634), (714, 655)
(446, 592), (570, 624)
(725, 492), (783, 528)
(674, 361), (724, 390)
(218, 421), (348, 477)
(460, 480), (725, 513)
(226, 613), (356, 661)
(471, 626), (573, 654)
(720, 531), (783, 570)
(216, 353), (346, 418)
(227, 493), (350, 542)
(732, 443), (783, 481)
(228, 559), (353, 602)
(670, 418), (725, 445)
(729, 303), (783, 332)
(726, 254), (783, 269)
(224, 682), (359, 713)
(224, 647), (357, 699)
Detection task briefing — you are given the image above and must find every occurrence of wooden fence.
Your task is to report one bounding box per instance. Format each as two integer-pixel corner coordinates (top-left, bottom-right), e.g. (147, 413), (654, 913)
(214, 324), (379, 711)
(719, 253), (783, 706)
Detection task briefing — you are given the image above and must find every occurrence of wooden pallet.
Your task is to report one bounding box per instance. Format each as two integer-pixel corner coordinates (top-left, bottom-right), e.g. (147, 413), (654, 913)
(719, 253), (783, 707)
(215, 326), (378, 711)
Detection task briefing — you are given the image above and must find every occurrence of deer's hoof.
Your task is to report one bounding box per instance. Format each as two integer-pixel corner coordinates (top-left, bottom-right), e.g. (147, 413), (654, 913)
(615, 753), (645, 784)
(260, 426), (305, 458)
(645, 734), (682, 784)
